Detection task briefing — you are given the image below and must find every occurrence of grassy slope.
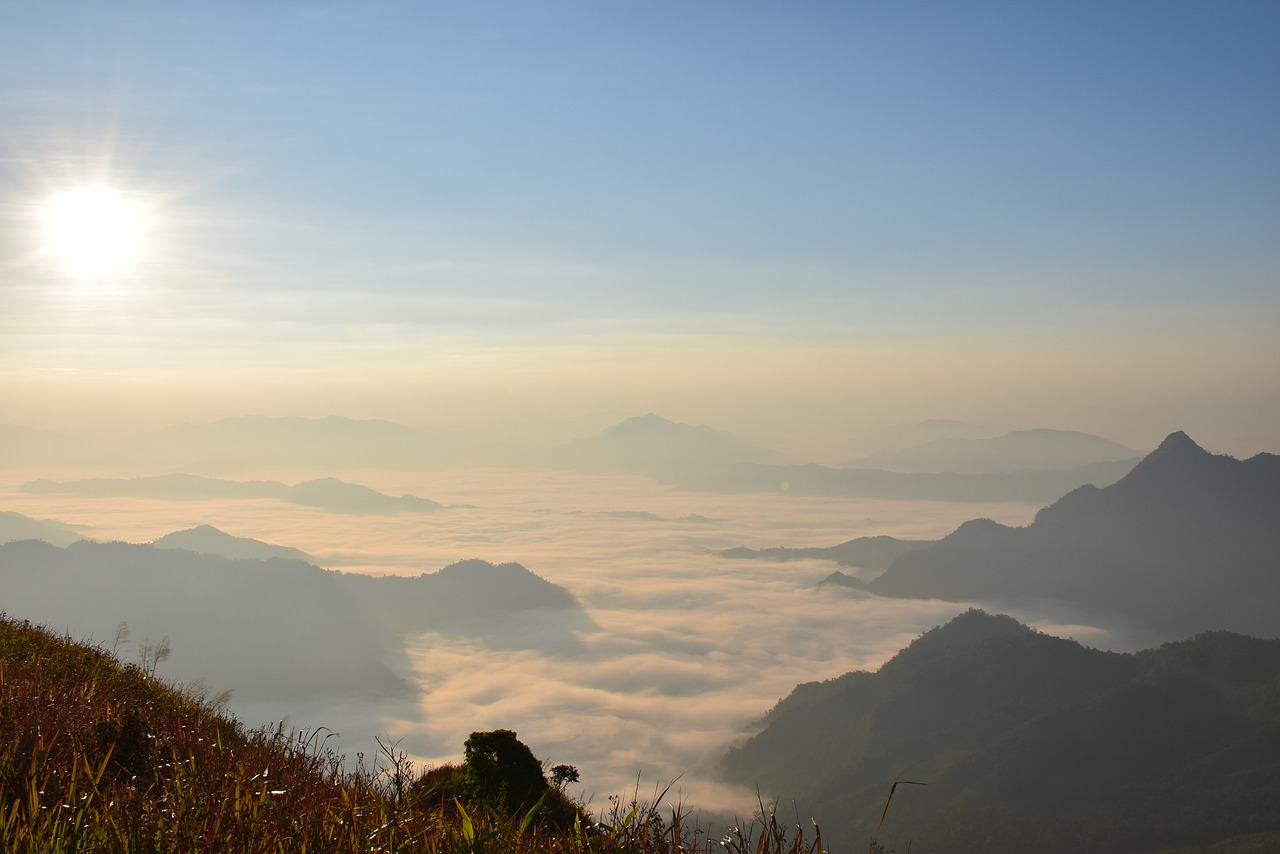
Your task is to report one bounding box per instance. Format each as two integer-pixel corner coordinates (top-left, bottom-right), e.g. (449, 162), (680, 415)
(0, 614), (819, 854)
(1, 613), (390, 851)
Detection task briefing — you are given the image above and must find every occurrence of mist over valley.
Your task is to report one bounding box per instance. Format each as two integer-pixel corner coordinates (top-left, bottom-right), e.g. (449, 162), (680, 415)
(4, 412), (1276, 850)
(3, 4), (1277, 847)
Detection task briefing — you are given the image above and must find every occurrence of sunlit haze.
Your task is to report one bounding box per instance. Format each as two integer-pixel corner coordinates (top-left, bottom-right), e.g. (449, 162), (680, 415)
(37, 184), (152, 280)
(1, 2), (1278, 844)
(0, 2), (1275, 455)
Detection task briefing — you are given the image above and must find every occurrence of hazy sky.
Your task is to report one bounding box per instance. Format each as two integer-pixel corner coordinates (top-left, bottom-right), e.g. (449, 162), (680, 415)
(1, 1), (1277, 454)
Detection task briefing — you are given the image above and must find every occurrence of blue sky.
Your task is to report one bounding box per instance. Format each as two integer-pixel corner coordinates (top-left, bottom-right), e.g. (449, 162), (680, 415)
(1, 1), (1277, 452)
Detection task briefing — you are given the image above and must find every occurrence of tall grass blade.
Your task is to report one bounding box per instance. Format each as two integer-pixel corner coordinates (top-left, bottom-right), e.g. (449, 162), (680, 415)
(870, 780), (927, 852)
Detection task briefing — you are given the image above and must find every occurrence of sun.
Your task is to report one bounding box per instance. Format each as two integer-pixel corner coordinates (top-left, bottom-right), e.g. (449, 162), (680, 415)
(38, 185), (152, 280)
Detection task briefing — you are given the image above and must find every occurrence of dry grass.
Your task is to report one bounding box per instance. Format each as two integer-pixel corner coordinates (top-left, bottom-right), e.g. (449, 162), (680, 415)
(1, 614), (827, 854)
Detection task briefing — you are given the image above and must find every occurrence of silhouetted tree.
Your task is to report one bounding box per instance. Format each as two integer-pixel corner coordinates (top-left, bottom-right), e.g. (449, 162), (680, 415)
(463, 729), (549, 814)
(550, 763), (579, 789)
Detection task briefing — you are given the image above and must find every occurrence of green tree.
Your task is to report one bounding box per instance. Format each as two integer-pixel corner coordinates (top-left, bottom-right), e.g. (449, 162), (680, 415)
(463, 729), (549, 815)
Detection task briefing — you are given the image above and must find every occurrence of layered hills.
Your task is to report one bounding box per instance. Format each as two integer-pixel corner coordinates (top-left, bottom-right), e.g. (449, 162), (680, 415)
(3, 413), (1145, 503)
(0, 539), (585, 702)
(152, 524), (315, 563)
(722, 609), (1280, 853)
(0, 509), (91, 548)
(23, 473), (443, 514)
(866, 431), (1280, 637)
(540, 413), (790, 476)
(720, 535), (932, 574)
(841, 419), (1015, 456)
(555, 416), (1140, 503)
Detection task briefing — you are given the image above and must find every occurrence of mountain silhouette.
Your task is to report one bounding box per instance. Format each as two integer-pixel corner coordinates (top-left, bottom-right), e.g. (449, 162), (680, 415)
(722, 610), (1280, 852)
(842, 419), (1015, 457)
(0, 539), (405, 701)
(152, 525), (315, 563)
(22, 473), (443, 515)
(0, 540), (586, 702)
(0, 510), (92, 548)
(330, 558), (588, 645)
(869, 432), (1280, 636)
(720, 535), (933, 573)
(541, 413), (789, 476)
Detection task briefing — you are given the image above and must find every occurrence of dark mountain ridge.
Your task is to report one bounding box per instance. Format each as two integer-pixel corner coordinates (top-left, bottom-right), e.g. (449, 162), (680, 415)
(869, 432), (1280, 637)
(722, 609), (1280, 853)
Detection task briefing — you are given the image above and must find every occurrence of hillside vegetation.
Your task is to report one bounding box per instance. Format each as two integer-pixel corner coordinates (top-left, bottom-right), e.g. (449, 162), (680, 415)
(723, 610), (1280, 853)
(0, 614), (817, 854)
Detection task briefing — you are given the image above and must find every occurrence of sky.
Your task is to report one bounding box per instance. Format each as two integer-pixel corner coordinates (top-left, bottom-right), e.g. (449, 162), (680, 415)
(1, 1), (1278, 456)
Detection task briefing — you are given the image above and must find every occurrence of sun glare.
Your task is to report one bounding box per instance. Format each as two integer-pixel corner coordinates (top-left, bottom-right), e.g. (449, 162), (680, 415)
(39, 185), (152, 280)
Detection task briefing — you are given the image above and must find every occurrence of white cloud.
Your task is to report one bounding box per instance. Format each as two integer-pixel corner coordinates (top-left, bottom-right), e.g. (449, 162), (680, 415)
(7, 465), (1155, 816)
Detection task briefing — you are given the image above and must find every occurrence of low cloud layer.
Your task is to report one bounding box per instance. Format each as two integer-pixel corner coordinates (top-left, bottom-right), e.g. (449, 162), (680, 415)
(3, 467), (1159, 815)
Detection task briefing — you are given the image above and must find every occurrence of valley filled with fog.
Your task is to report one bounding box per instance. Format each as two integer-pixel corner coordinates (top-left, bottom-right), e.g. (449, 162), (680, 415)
(1, 444), (1181, 815)
(4, 5), (1276, 849)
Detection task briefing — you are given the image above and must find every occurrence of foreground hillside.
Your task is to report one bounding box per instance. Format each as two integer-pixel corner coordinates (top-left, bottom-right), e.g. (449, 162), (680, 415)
(723, 610), (1280, 853)
(0, 615), (816, 854)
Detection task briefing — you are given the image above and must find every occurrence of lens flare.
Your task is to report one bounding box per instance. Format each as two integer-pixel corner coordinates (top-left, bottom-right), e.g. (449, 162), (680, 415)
(39, 185), (151, 279)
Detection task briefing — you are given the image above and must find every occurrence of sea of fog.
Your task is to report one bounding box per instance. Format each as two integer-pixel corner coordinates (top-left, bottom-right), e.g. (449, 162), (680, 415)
(2, 467), (1165, 816)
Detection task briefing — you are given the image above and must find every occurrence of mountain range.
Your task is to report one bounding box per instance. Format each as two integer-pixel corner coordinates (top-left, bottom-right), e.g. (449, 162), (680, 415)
(672, 457), (1138, 504)
(862, 431), (1280, 637)
(720, 535), (932, 575)
(0, 539), (585, 702)
(0, 509), (91, 548)
(544, 415), (1142, 502)
(22, 473), (443, 514)
(152, 524), (316, 563)
(841, 419), (1017, 457)
(2, 414), (1146, 504)
(722, 609), (1280, 853)
(539, 412), (790, 476)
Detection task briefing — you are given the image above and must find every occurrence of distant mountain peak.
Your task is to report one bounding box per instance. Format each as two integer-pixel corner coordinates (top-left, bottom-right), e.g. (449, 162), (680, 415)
(937, 608), (1032, 638)
(1155, 430), (1203, 454)
(603, 413), (686, 435)
(1122, 430), (1213, 481)
(151, 525), (316, 564)
(882, 609), (1036, 672)
(871, 429), (1280, 636)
